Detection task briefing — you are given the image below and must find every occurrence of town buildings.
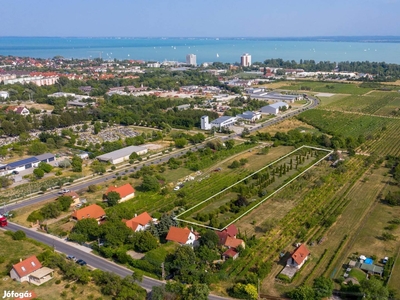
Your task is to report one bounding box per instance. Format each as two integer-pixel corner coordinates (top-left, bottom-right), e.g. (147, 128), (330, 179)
(0, 153), (55, 175)
(71, 204), (106, 223)
(124, 212), (157, 232)
(166, 227), (198, 246)
(0, 91), (9, 99)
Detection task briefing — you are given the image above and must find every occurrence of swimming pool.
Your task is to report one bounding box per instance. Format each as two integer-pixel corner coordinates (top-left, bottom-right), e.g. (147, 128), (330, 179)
(364, 258), (374, 265)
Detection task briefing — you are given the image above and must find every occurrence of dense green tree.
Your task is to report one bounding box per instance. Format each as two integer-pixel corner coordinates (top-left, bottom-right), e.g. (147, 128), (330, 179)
(287, 284), (316, 300)
(106, 191), (121, 206)
(33, 168), (45, 179)
(28, 141), (48, 155)
(141, 175), (160, 192)
(360, 277), (389, 300)
(175, 138), (188, 148)
(71, 155), (83, 172)
(132, 231), (158, 252)
(57, 196), (73, 211)
(313, 277), (333, 299)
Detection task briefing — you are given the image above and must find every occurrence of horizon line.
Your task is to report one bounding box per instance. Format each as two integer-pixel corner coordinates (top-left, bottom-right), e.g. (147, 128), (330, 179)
(1, 35), (400, 39)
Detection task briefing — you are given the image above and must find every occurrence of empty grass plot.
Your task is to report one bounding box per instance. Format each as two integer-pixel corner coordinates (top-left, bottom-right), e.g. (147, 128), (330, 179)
(176, 146), (332, 230)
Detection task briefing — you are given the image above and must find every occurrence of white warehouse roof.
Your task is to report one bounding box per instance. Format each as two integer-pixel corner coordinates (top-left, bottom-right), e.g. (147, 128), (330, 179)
(266, 101), (289, 109)
(96, 146), (147, 162)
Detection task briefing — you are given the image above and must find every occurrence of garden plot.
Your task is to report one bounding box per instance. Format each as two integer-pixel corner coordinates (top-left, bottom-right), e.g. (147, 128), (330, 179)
(176, 145), (332, 230)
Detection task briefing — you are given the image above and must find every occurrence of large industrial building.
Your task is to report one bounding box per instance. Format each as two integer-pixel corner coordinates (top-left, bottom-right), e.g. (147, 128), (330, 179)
(96, 146), (148, 165)
(260, 102), (289, 115)
(0, 153), (55, 175)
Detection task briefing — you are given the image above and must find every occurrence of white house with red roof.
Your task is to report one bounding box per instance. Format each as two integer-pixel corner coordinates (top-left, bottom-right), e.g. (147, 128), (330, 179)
(124, 212), (157, 232)
(104, 183), (135, 203)
(287, 244), (310, 269)
(5, 106), (30, 116)
(10, 256), (54, 285)
(166, 226), (198, 246)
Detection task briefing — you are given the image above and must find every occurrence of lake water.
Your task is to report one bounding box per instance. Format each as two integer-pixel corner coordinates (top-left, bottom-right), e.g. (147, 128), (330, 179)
(1, 36), (400, 64)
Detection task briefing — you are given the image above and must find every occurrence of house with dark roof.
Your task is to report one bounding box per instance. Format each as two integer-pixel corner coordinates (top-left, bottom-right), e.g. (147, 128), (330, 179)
(287, 244), (310, 269)
(104, 183), (135, 203)
(166, 227), (198, 246)
(10, 256), (54, 285)
(124, 212), (156, 232)
(71, 204), (106, 224)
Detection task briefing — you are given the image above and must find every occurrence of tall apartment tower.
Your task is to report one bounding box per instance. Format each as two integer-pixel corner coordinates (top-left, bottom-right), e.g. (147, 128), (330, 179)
(186, 54), (197, 66)
(200, 115), (211, 130)
(241, 53), (251, 67)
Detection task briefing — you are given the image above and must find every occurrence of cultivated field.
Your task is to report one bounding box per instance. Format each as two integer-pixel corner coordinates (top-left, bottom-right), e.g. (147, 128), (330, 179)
(177, 146), (331, 230)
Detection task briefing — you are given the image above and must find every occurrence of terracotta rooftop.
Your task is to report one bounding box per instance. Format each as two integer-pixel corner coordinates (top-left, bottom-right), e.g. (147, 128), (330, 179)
(12, 256), (42, 278)
(224, 236), (244, 249)
(71, 204), (105, 221)
(125, 212), (153, 231)
(166, 226), (192, 244)
(291, 244), (310, 265)
(223, 248), (239, 258)
(105, 183), (135, 199)
(225, 224), (238, 237)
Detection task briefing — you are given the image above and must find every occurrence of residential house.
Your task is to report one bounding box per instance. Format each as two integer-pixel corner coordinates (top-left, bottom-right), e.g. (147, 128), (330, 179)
(0, 91), (9, 99)
(216, 224), (245, 260)
(166, 226), (198, 246)
(5, 106), (30, 116)
(62, 191), (80, 207)
(124, 212), (156, 232)
(287, 244), (310, 269)
(10, 256), (54, 285)
(104, 183), (135, 203)
(71, 204), (106, 223)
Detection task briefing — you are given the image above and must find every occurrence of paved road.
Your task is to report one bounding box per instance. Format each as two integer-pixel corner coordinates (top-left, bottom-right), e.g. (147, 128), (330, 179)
(3, 97), (318, 298)
(4, 223), (230, 300)
(5, 97), (318, 214)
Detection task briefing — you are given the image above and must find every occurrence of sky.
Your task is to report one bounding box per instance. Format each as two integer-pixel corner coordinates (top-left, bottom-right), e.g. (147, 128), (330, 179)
(1, 0), (399, 37)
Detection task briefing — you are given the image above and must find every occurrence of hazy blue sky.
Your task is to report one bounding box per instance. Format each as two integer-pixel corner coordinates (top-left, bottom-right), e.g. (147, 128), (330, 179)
(1, 0), (399, 37)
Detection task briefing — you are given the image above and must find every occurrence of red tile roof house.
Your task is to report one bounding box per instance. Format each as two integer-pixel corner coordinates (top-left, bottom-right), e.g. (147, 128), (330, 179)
(5, 106), (30, 116)
(104, 183), (135, 203)
(287, 244), (310, 269)
(124, 212), (157, 232)
(166, 226), (199, 246)
(216, 224), (245, 260)
(71, 204), (106, 224)
(10, 256), (54, 285)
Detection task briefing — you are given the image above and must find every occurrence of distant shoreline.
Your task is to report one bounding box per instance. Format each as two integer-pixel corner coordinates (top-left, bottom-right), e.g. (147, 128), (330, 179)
(1, 36), (400, 43)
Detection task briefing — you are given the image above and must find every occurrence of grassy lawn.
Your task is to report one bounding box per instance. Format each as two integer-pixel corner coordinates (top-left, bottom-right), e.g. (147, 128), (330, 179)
(389, 248), (400, 293)
(321, 91), (400, 115)
(349, 268), (367, 283)
(283, 81), (374, 95)
(0, 231), (109, 300)
(252, 118), (316, 135)
(298, 109), (393, 139)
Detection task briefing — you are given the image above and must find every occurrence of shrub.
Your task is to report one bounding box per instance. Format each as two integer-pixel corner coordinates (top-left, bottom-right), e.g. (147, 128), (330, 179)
(55, 279), (61, 284)
(12, 230), (26, 240)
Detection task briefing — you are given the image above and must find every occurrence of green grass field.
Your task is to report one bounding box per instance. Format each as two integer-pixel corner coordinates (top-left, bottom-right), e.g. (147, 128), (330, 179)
(282, 81), (373, 95)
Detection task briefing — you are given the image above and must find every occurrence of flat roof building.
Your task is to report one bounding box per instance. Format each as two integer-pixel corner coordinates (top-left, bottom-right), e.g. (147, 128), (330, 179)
(260, 102), (289, 115)
(96, 146), (148, 165)
(210, 116), (237, 129)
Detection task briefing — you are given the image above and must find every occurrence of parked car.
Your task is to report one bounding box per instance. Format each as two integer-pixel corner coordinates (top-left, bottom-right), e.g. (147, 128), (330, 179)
(173, 186), (180, 191)
(75, 203), (82, 208)
(66, 255), (76, 261)
(11, 170), (19, 175)
(76, 259), (87, 266)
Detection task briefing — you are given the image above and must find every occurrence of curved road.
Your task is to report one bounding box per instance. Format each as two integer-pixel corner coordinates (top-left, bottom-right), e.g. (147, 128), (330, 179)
(4, 222), (230, 300)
